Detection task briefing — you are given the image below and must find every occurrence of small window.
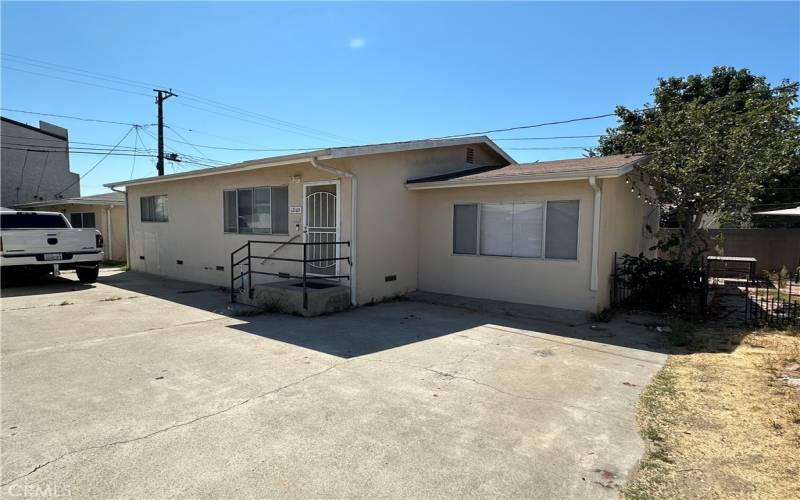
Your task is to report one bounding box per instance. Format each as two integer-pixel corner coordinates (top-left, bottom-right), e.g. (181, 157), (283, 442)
(141, 195), (168, 222)
(70, 212), (96, 228)
(466, 147), (475, 164)
(545, 200), (579, 259)
(453, 204), (478, 254)
(223, 186), (288, 234)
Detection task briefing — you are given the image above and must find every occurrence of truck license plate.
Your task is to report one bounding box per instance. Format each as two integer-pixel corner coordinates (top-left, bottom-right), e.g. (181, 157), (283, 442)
(43, 253), (63, 261)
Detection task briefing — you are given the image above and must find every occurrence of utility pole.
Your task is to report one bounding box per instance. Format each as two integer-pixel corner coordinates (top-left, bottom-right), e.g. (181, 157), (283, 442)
(153, 89), (177, 176)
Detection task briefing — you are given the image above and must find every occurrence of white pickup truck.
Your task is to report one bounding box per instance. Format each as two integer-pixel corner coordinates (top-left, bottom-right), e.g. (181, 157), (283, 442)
(0, 210), (104, 283)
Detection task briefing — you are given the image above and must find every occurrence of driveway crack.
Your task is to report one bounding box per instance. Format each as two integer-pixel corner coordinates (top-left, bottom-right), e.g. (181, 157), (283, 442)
(0, 362), (345, 487)
(359, 357), (630, 424)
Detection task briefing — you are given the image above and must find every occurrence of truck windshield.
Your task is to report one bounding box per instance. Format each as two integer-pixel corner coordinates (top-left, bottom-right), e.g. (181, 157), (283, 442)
(0, 213), (69, 229)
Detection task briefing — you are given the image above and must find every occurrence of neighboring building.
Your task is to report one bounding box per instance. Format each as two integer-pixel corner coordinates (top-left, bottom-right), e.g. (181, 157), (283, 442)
(1, 116), (80, 206)
(13, 193), (127, 263)
(106, 137), (656, 313)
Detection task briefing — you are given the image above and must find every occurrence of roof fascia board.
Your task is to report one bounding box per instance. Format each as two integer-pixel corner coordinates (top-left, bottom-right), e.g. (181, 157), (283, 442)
(105, 153), (334, 189)
(405, 164), (639, 190)
(326, 136), (515, 164)
(106, 136), (517, 189)
(13, 199), (118, 208)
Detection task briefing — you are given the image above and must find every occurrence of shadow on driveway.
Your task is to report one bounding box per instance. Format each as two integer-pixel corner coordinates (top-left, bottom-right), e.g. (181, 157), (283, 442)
(89, 271), (713, 360)
(1, 272), (95, 297)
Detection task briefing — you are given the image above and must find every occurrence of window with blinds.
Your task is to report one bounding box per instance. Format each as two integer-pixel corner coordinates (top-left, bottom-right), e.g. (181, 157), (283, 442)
(453, 200), (579, 260)
(223, 186), (289, 234)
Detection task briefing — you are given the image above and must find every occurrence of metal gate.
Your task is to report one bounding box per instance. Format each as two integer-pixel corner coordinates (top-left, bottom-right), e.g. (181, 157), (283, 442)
(304, 183), (338, 276)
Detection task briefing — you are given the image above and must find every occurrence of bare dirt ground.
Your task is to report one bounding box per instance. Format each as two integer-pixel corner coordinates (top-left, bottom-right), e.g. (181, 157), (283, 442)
(623, 328), (800, 499)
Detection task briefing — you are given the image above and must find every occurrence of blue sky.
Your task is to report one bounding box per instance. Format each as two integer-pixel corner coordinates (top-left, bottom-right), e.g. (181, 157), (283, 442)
(2, 1), (798, 195)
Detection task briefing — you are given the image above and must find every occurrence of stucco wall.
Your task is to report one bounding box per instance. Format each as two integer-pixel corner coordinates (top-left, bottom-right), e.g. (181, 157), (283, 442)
(415, 180), (598, 312)
(595, 176), (656, 310)
(1, 120), (79, 206)
(126, 162), (352, 288)
(345, 145), (501, 303)
(122, 143), (506, 302)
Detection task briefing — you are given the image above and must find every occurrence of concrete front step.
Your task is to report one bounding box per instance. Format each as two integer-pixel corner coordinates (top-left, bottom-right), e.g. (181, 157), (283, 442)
(244, 279), (350, 317)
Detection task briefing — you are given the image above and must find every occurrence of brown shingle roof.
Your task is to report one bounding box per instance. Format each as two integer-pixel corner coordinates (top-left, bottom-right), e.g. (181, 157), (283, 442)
(407, 154), (647, 186)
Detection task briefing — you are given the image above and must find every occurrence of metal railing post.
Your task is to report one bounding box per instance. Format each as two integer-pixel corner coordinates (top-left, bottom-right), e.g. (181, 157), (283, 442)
(247, 241), (252, 299)
(302, 242), (308, 310)
(230, 247), (235, 303)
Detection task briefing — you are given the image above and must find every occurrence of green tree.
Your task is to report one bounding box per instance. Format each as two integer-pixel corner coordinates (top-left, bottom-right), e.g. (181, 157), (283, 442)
(594, 67), (800, 262)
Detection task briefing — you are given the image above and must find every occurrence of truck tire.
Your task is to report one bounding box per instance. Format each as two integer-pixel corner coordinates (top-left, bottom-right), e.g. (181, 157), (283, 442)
(76, 266), (100, 283)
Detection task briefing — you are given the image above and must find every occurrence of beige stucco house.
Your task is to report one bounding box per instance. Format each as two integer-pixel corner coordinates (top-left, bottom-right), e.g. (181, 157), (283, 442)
(106, 137), (655, 313)
(14, 193), (127, 263)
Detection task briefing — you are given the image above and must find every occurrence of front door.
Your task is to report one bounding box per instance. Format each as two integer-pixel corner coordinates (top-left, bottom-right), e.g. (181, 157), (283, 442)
(303, 181), (339, 277)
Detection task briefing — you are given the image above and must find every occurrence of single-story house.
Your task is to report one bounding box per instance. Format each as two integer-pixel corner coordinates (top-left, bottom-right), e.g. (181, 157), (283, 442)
(13, 192), (127, 263)
(105, 137), (656, 313)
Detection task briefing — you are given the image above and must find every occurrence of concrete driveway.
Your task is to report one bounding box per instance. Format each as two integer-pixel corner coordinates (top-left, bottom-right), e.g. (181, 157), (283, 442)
(1, 270), (667, 499)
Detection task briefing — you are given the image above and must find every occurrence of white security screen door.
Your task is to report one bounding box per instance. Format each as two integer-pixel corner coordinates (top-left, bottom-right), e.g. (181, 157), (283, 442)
(303, 181), (339, 276)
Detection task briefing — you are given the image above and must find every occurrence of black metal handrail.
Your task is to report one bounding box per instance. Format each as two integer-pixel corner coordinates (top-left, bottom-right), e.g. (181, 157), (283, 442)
(230, 239), (351, 309)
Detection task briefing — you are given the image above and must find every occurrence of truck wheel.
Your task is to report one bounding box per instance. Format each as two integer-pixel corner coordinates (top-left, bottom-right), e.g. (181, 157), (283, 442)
(76, 266), (100, 283)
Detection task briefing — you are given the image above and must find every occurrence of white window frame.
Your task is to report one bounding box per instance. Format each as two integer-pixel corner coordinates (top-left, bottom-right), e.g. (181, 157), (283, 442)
(223, 185), (289, 235)
(451, 198), (581, 262)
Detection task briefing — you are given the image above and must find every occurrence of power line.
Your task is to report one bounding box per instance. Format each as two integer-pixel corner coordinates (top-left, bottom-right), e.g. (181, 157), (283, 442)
(1, 108), (142, 126)
(2, 65), (152, 98)
(166, 125), (221, 165)
(139, 126), (227, 168)
(493, 135), (603, 141)
(139, 126), (226, 167)
(130, 127), (142, 179)
(432, 113), (618, 140)
(2, 53), (358, 144)
(2, 145), (156, 158)
(162, 129), (328, 152)
(51, 125), (130, 196)
(2, 133), (156, 151)
(505, 146), (594, 150)
(2, 53), (165, 91)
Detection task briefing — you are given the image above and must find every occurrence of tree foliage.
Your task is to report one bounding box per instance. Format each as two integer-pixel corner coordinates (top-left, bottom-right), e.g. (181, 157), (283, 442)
(595, 67), (800, 261)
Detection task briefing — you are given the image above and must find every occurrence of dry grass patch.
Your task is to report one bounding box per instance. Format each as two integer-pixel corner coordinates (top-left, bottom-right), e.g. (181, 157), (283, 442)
(623, 328), (800, 499)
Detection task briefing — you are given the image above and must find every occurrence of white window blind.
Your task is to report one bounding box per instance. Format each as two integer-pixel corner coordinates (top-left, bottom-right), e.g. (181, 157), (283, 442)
(453, 200), (577, 260)
(545, 200), (579, 259)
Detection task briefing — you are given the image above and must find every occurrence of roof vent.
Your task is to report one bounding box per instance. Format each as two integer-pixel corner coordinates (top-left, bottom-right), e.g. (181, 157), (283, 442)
(466, 147), (475, 164)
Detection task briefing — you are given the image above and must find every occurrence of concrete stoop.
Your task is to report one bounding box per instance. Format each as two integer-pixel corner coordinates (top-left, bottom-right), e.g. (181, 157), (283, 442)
(250, 279), (350, 317)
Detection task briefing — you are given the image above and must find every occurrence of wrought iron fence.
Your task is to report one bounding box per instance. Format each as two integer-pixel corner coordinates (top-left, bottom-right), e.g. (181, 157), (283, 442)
(742, 273), (800, 328)
(611, 252), (800, 328)
(610, 253), (708, 318)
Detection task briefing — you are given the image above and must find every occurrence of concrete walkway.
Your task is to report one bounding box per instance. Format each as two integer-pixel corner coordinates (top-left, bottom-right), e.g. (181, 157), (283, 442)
(1, 270), (667, 498)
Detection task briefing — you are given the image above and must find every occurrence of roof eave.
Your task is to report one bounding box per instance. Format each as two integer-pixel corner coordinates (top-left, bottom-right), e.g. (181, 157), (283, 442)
(405, 162), (640, 190)
(105, 151), (334, 189)
(13, 199), (121, 208)
(105, 136), (514, 189)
